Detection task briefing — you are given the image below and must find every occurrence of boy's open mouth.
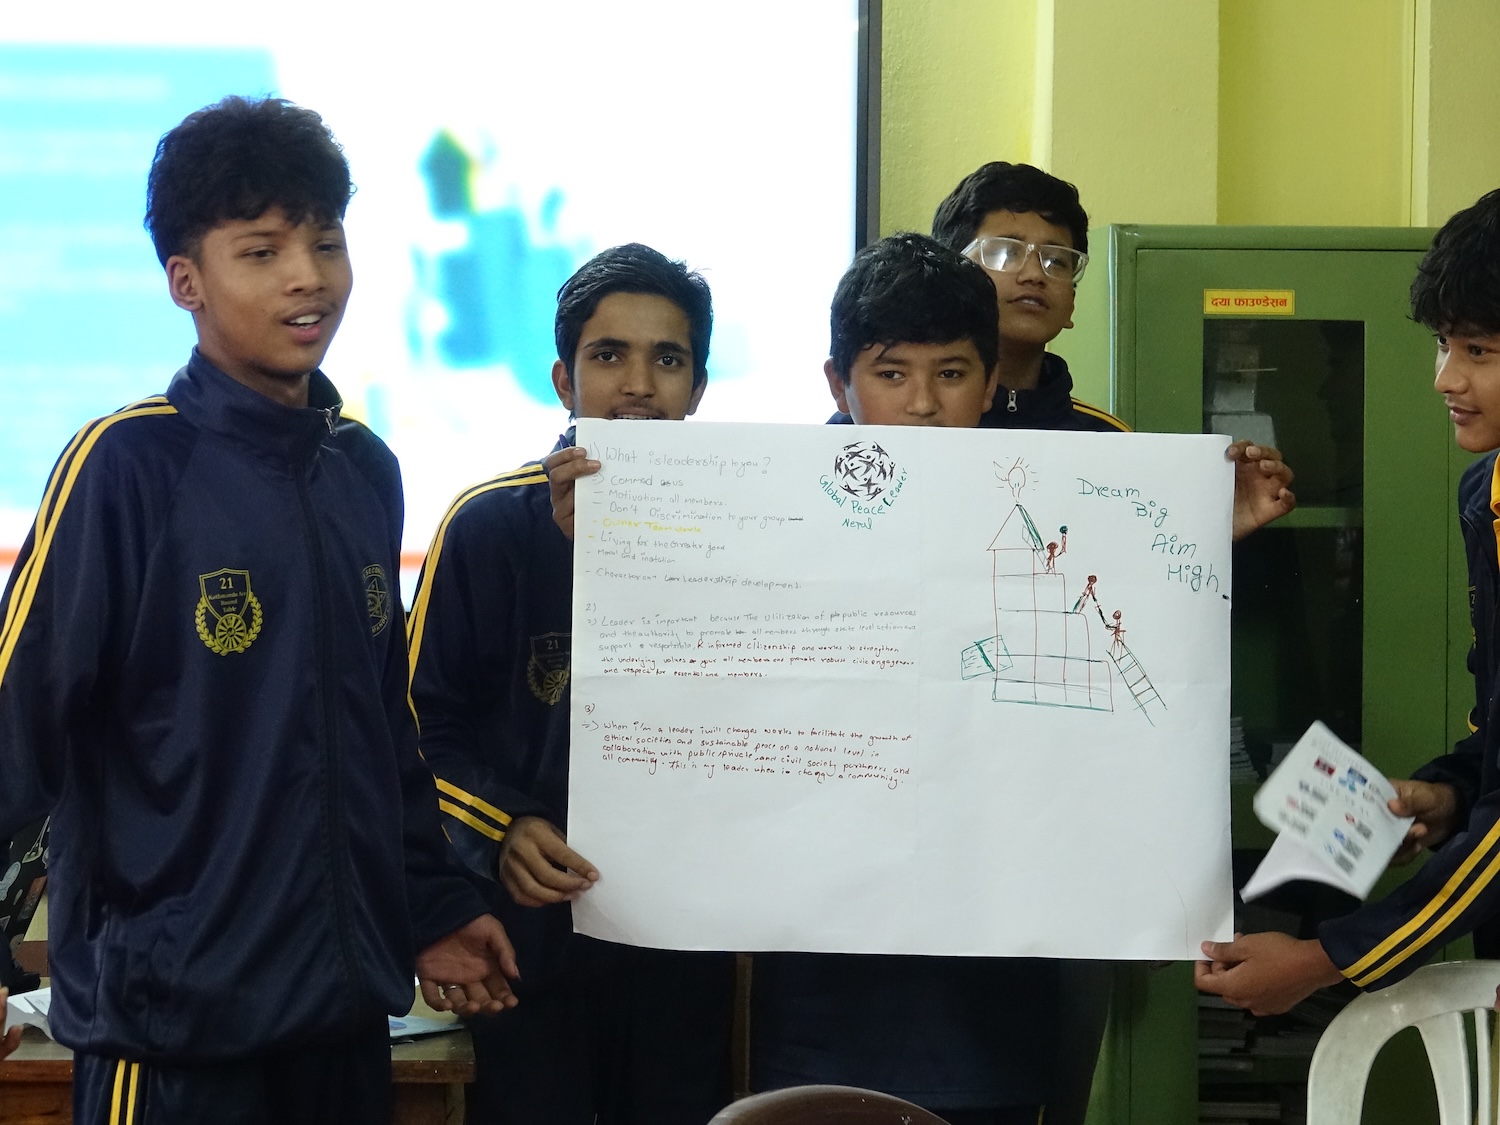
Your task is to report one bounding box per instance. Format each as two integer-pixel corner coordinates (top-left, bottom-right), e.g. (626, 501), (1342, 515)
(283, 307), (334, 343)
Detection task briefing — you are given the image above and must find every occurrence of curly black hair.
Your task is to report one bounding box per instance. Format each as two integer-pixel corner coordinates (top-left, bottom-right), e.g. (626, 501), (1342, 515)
(1411, 188), (1500, 335)
(145, 96), (352, 265)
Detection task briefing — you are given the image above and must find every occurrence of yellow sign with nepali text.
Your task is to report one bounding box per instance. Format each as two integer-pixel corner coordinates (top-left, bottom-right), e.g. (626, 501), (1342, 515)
(1204, 289), (1295, 315)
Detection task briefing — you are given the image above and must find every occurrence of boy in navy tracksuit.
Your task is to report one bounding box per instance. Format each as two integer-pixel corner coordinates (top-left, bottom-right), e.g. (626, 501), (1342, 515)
(409, 244), (735, 1125)
(934, 161), (1127, 433)
(931, 162), (1294, 1121)
(0, 96), (517, 1124)
(753, 232), (1299, 1123)
(755, 233), (1048, 1125)
(831, 162), (1129, 436)
(1198, 188), (1500, 1014)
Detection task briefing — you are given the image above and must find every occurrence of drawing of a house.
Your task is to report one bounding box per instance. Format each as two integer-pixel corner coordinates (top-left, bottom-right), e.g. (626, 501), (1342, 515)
(962, 503), (1112, 711)
(960, 503), (1166, 723)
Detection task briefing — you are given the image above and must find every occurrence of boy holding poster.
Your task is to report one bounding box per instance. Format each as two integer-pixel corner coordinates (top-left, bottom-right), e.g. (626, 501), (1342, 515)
(751, 232), (1050, 1124)
(751, 232), (1300, 1122)
(408, 244), (736, 1125)
(929, 161), (1295, 1119)
(1197, 189), (1500, 1015)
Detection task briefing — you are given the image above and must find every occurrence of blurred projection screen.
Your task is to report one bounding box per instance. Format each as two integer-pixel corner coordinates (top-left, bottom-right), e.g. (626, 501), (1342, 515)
(0, 2), (861, 591)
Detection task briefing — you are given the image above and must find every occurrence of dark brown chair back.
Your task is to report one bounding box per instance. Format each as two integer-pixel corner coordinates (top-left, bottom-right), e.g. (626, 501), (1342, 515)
(707, 1085), (951, 1124)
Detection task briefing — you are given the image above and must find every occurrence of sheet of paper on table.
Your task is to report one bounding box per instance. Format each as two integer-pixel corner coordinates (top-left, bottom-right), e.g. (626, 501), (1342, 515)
(567, 419), (1235, 959)
(388, 1014), (463, 1042)
(6, 986), (51, 1039)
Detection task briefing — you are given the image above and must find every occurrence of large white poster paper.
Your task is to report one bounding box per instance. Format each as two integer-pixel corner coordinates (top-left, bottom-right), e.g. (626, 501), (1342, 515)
(568, 419), (1235, 959)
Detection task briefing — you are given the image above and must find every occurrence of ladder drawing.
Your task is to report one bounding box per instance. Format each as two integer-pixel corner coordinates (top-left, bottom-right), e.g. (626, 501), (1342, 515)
(1094, 602), (1165, 721)
(959, 502), (1166, 724)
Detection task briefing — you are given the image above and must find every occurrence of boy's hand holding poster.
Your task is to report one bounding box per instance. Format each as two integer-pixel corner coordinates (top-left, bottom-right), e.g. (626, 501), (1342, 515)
(567, 419), (1235, 959)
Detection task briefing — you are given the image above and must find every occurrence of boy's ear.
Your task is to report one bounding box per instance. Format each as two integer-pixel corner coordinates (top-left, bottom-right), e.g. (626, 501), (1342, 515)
(551, 359), (577, 414)
(823, 358), (852, 417)
(165, 255), (204, 313)
(685, 379), (707, 417)
(981, 363), (1000, 414)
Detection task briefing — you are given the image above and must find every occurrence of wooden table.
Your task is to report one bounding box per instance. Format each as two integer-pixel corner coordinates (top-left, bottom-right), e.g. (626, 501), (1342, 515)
(0, 1025), (473, 1125)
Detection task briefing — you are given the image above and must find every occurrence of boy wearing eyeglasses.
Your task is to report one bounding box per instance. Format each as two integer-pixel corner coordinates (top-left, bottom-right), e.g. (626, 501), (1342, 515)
(929, 161), (1125, 431)
(930, 163), (1291, 511)
(930, 163), (1292, 1120)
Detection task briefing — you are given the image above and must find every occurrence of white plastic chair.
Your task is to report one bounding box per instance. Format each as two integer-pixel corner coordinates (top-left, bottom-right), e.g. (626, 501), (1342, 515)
(1306, 960), (1500, 1125)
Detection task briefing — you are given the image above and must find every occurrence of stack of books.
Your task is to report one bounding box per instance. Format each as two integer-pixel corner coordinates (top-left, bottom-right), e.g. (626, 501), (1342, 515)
(1229, 715), (1259, 783)
(1197, 987), (1351, 1125)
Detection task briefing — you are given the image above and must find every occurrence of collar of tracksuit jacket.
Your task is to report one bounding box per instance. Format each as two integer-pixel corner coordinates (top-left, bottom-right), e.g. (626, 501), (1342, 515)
(169, 348), (344, 469)
(987, 351), (1081, 426)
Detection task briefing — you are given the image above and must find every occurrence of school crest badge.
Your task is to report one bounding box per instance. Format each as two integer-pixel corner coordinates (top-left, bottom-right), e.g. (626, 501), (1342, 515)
(364, 564), (391, 636)
(195, 569), (263, 656)
(526, 632), (571, 705)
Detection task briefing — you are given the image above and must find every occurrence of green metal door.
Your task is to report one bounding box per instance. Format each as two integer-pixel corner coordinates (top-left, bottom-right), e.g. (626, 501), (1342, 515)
(1087, 226), (1466, 1125)
(1122, 242), (1449, 785)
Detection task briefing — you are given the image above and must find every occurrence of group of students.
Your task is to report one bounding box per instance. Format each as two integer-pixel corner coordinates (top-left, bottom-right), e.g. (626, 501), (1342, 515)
(0, 90), (1497, 1125)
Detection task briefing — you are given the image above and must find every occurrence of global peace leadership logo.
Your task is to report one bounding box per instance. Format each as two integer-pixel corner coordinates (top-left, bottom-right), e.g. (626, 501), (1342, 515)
(833, 439), (898, 500)
(818, 440), (910, 531)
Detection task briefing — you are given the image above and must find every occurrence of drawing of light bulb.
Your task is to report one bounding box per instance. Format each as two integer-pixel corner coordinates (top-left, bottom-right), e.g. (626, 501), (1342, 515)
(994, 457), (1035, 497)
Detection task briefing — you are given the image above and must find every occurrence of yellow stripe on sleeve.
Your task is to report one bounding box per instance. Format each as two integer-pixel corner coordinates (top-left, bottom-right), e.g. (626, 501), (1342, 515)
(405, 463), (544, 845)
(405, 465), (548, 673)
(127, 1062), (140, 1124)
(439, 798), (507, 841)
(110, 1059), (127, 1125)
(0, 421), (92, 644)
(436, 778), (513, 830)
(1071, 400), (1131, 432)
(1352, 843), (1500, 987)
(0, 400), (177, 694)
(0, 397), (170, 652)
(1488, 457), (1500, 576)
(1343, 816), (1500, 982)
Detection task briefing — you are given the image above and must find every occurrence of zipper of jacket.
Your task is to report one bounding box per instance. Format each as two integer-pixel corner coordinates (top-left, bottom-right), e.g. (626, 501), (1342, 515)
(1457, 509), (1500, 743)
(295, 448), (361, 998)
(1007, 389), (1018, 413)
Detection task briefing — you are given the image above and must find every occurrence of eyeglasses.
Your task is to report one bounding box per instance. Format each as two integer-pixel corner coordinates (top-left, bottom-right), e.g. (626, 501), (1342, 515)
(962, 236), (1088, 284)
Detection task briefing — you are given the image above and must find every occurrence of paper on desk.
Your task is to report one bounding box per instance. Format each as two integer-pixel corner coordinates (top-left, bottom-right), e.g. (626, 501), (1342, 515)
(387, 1014), (462, 1041)
(566, 420), (1237, 960)
(5, 986), (51, 1040)
(1242, 721), (1411, 901)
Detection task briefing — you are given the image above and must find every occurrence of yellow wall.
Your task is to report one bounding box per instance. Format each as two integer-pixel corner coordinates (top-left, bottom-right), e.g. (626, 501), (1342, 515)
(1218, 0), (1414, 226)
(1414, 0), (1500, 223)
(878, 0), (1500, 406)
(878, 0), (1038, 236)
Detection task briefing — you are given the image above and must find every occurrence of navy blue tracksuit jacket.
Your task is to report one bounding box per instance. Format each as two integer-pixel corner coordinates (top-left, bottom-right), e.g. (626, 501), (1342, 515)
(1321, 450), (1500, 984)
(0, 352), (486, 1062)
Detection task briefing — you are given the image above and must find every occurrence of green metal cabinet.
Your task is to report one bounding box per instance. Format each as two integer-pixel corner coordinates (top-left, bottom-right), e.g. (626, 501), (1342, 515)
(1083, 225), (1474, 1125)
